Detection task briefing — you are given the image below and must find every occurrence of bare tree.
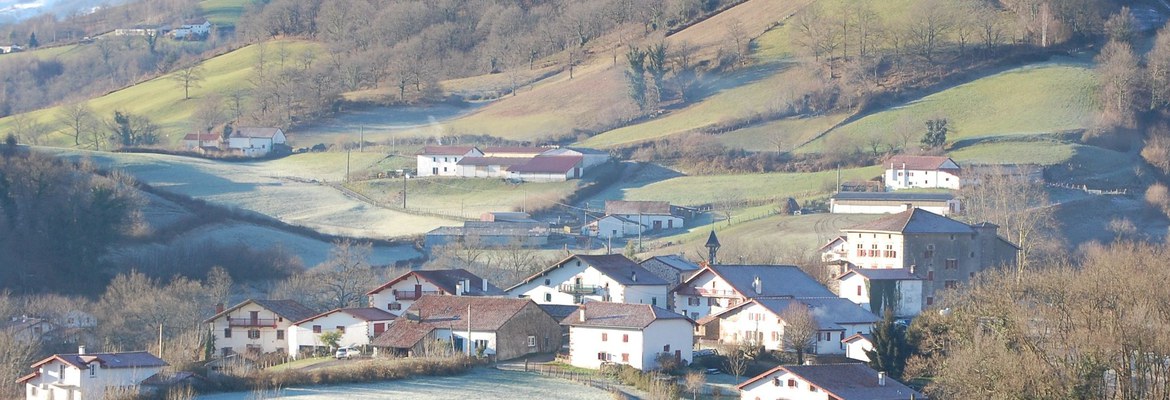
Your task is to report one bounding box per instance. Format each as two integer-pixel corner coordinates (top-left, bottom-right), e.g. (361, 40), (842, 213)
(311, 240), (376, 309)
(1149, 25), (1170, 111)
(724, 18), (749, 68)
(721, 342), (751, 383)
(684, 370), (706, 400)
(960, 165), (1060, 276)
(1096, 40), (1140, 128)
(905, 0), (955, 61)
(57, 102), (98, 147)
(0, 330), (38, 397)
(781, 302), (818, 365)
(192, 94), (227, 133)
(171, 65), (205, 100)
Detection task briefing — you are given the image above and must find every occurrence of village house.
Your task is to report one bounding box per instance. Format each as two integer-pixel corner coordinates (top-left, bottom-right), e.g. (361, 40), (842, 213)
(0, 44), (24, 54)
(203, 299), (317, 357)
(181, 132), (220, 150)
(884, 155), (961, 191)
(673, 264), (836, 321)
(417, 146), (484, 177)
(423, 220), (550, 250)
(825, 208), (1019, 309)
(506, 254), (671, 307)
(605, 200), (686, 231)
(737, 363), (926, 400)
(639, 255), (702, 288)
(507, 155), (584, 181)
(539, 147), (611, 169)
(288, 308), (396, 358)
(582, 215), (645, 239)
(479, 211), (537, 223)
(370, 296), (561, 360)
(114, 25), (168, 37)
(170, 19), (211, 39)
(837, 268), (925, 318)
(561, 302), (694, 371)
(829, 192), (961, 216)
(1, 316), (55, 343)
(367, 269), (505, 316)
(227, 127), (286, 157)
(842, 333), (874, 362)
(698, 298), (878, 355)
(19, 348), (167, 400)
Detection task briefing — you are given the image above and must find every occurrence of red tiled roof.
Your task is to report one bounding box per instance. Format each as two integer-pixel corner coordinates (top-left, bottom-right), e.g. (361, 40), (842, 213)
(846, 208), (973, 234)
(203, 299), (317, 324)
(296, 307), (397, 325)
(455, 157), (531, 166)
(371, 296), (540, 349)
(507, 156), (583, 174)
(886, 155), (958, 171)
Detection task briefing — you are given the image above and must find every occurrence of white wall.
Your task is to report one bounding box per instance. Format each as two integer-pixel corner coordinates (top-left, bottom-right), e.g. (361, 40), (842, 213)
(840, 232), (907, 269)
(840, 275), (924, 318)
(673, 271), (743, 320)
(207, 303), (297, 355)
(739, 370), (833, 400)
(845, 338), (873, 362)
(569, 326), (645, 369)
(830, 202), (955, 216)
(26, 359), (163, 400)
(228, 137), (273, 157)
(716, 302), (783, 351)
(369, 279), (445, 316)
(612, 214), (684, 231)
(885, 168), (961, 191)
(289, 312), (390, 358)
(417, 155), (467, 177)
(588, 216), (645, 239)
(508, 258), (668, 307)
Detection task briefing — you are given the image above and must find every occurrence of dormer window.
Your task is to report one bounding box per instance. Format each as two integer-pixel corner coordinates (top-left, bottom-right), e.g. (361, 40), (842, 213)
(89, 364), (96, 377)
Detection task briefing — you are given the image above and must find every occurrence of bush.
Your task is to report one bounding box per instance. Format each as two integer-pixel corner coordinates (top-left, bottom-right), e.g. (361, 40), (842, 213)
(202, 356), (479, 395)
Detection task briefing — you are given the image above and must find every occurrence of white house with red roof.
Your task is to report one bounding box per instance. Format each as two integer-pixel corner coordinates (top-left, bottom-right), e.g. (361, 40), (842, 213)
(561, 302), (694, 371)
(19, 348), (167, 400)
(203, 299), (317, 357)
(737, 363), (925, 400)
(370, 295), (562, 360)
(506, 254), (671, 307)
(884, 155), (961, 191)
(181, 132), (220, 149)
(227, 127), (286, 157)
(288, 307), (396, 358)
(367, 269), (504, 316)
(417, 146), (484, 177)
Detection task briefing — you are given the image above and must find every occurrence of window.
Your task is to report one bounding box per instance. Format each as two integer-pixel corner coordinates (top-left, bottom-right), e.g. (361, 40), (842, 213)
(623, 334), (629, 343)
(885, 244), (896, 258)
(869, 244), (879, 257)
(89, 364), (95, 377)
(544, 293), (552, 302)
(652, 297), (658, 306)
(927, 271), (934, 281)
(856, 285), (863, 296)
(927, 297), (934, 305)
(970, 272), (976, 278)
(597, 352), (609, 361)
(663, 344), (671, 352)
(602, 333), (608, 342)
(708, 298), (719, 307)
(810, 385), (817, 392)
(971, 251), (976, 258)
(248, 329), (260, 339)
(772, 331), (780, 341)
(856, 244), (865, 257)
(336, 326), (346, 333)
(688, 297), (700, 306)
(924, 247), (934, 259)
(312, 325), (322, 333)
(224, 328), (232, 338)
(621, 353), (630, 363)
(544, 278), (551, 285)
(945, 259), (958, 270)
(528, 335), (536, 347)
(788, 379), (797, 387)
(944, 280), (958, 290)
(276, 330), (284, 340)
(389, 303), (402, 311)
(432, 157), (437, 162)
(950, 234), (955, 241)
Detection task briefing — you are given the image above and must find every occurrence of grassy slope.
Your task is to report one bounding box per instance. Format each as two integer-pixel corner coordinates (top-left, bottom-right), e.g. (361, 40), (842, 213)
(0, 40), (321, 147)
(348, 178), (580, 219)
(199, 0), (249, 29)
(624, 166), (882, 206)
(799, 60), (1099, 153)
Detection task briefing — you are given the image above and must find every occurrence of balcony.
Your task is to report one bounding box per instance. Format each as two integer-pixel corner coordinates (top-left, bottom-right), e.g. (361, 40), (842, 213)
(559, 283), (600, 295)
(227, 317), (278, 328)
(395, 290), (442, 300)
(677, 287), (740, 297)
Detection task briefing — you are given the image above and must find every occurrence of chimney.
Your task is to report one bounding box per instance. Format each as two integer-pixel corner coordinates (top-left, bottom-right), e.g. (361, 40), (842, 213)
(878, 371), (887, 386)
(482, 278), (488, 292)
(752, 276), (762, 295)
(455, 282), (463, 296)
(464, 279), (471, 295)
(631, 271), (637, 282)
(804, 359), (813, 365)
(215, 303), (224, 314)
(578, 305), (586, 323)
(78, 345), (86, 355)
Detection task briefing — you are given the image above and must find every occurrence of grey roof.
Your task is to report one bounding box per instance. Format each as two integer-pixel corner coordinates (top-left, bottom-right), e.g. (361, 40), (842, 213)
(753, 364), (927, 400)
(37, 351), (168, 370)
(840, 268), (924, 281)
(696, 265), (835, 299)
(561, 302), (690, 329)
(539, 304), (580, 321)
(605, 200), (672, 215)
(204, 299), (317, 324)
(575, 254), (670, 286)
(642, 255), (701, 272)
(831, 192), (956, 202)
(296, 307), (397, 324)
(752, 298), (880, 331)
(705, 231), (721, 247)
(367, 269), (504, 296)
(846, 208), (974, 234)
(428, 221), (549, 238)
(232, 127), (282, 139)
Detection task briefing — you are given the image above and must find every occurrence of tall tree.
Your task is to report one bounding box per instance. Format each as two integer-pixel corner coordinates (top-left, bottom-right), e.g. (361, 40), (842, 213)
(57, 103), (97, 147)
(921, 118), (948, 149)
(1096, 40), (1140, 128)
(866, 310), (911, 379)
(781, 302), (818, 365)
(626, 46), (648, 110)
(171, 65), (205, 100)
(1148, 25), (1170, 111)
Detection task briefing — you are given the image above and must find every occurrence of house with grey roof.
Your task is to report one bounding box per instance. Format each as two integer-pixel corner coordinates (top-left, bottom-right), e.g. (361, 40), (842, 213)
(674, 264), (837, 321)
(884, 154), (961, 191)
(601, 200), (686, 232)
(561, 302), (694, 371)
(370, 295), (561, 360)
(830, 191), (961, 216)
(506, 254), (671, 308)
(19, 348), (167, 400)
(738, 363), (926, 400)
(203, 299), (317, 357)
(701, 297), (879, 355)
(828, 208), (1019, 313)
(226, 127), (286, 157)
(367, 269), (505, 316)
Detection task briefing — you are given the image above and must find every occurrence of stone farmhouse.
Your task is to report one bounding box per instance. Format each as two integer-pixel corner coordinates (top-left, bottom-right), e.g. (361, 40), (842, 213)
(370, 295), (561, 360)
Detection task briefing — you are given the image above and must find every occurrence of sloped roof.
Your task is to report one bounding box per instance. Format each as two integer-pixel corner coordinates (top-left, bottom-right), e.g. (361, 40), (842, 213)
(507, 155), (583, 173)
(887, 155), (959, 171)
(203, 299), (317, 324)
(818, 236), (847, 251)
(739, 363), (926, 400)
(838, 268), (924, 281)
(481, 146), (547, 154)
(296, 307), (397, 324)
(642, 255), (701, 272)
(705, 231), (721, 248)
(29, 351), (167, 371)
(508, 254), (670, 291)
(846, 208), (974, 234)
(456, 157), (531, 166)
(367, 269), (504, 296)
(561, 302), (690, 329)
(463, 221), (549, 237)
(605, 200), (671, 215)
(0, 317), (52, 333)
(419, 146), (478, 156)
(182, 132), (219, 141)
(831, 192), (956, 202)
(842, 332), (873, 344)
(231, 127), (282, 139)
(750, 298), (880, 330)
(371, 296), (542, 348)
(683, 265), (835, 299)
(539, 304), (580, 321)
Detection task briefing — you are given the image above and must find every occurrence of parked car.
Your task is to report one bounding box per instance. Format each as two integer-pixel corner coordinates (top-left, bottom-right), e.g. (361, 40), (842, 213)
(335, 348), (353, 360)
(693, 348), (719, 358)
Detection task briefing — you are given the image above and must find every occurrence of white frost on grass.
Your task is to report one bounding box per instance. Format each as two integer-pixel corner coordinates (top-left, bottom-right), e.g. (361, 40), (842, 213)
(173, 222), (419, 267)
(46, 149), (460, 239)
(194, 367), (611, 400)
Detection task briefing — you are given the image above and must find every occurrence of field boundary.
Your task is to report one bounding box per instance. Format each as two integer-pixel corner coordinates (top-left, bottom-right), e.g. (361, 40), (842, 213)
(497, 362), (639, 399)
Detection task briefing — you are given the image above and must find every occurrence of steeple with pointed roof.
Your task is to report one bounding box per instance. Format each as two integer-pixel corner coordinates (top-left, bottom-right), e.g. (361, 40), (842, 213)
(705, 230), (721, 265)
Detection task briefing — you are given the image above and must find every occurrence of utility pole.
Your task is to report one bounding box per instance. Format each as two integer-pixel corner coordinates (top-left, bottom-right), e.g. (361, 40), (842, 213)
(359, 125), (364, 152)
(158, 324), (164, 359)
(346, 150), (351, 183)
(637, 212), (642, 253)
(467, 304), (472, 357)
(402, 174), (407, 208)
